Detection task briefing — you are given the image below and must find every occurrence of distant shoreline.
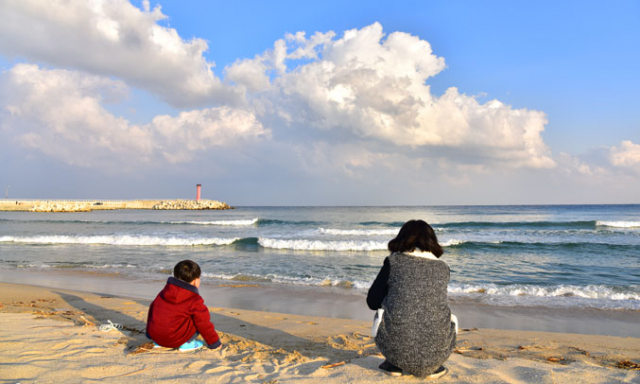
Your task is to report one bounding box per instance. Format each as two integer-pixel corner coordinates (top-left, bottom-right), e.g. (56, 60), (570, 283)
(2, 201), (639, 210)
(0, 199), (232, 212)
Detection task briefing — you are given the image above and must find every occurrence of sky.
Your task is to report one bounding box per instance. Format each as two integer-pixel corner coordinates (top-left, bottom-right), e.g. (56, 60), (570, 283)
(0, 0), (639, 205)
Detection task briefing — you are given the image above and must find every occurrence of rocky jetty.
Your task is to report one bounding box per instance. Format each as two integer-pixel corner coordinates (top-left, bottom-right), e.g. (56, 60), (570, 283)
(31, 202), (92, 212)
(152, 199), (231, 210)
(3, 199), (231, 212)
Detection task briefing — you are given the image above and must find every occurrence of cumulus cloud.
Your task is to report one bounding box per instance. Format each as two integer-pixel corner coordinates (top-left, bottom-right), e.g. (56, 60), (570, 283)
(610, 140), (640, 169)
(0, 0), (239, 107)
(553, 151), (627, 188)
(152, 107), (270, 163)
(557, 153), (599, 176)
(289, 141), (391, 179)
(229, 23), (555, 169)
(0, 6), (557, 174)
(0, 64), (269, 168)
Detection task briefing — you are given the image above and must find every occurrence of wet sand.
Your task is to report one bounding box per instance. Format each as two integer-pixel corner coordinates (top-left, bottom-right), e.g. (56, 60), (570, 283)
(1, 268), (638, 338)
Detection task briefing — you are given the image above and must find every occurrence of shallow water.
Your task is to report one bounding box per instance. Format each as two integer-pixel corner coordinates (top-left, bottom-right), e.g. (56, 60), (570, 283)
(1, 205), (639, 310)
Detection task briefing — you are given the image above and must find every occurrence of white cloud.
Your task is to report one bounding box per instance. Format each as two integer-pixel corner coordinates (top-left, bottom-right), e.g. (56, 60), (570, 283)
(225, 58), (272, 94)
(0, 0), (239, 107)
(610, 140), (640, 169)
(1, 64), (154, 167)
(229, 22), (555, 169)
(290, 142), (391, 178)
(0, 64), (268, 168)
(152, 107), (270, 163)
(0, 9), (558, 176)
(557, 153), (598, 176)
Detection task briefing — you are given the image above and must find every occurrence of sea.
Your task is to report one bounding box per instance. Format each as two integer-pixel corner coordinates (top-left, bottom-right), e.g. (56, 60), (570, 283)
(1, 205), (639, 312)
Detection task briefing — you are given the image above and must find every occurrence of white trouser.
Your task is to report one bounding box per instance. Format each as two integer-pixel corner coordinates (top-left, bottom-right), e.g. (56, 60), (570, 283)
(451, 314), (459, 334)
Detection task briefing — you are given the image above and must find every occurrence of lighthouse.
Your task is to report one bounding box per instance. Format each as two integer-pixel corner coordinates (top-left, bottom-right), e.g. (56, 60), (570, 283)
(196, 184), (202, 202)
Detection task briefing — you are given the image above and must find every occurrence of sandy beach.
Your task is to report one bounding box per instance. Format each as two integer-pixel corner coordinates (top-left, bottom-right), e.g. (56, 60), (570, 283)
(1, 281), (638, 383)
(2, 0), (639, 382)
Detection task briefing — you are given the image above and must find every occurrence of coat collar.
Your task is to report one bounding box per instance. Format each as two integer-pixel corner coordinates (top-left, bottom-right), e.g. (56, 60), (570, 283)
(167, 276), (199, 294)
(404, 250), (439, 260)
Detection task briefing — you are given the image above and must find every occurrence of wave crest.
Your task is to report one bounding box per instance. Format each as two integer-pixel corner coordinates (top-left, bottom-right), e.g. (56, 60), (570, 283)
(258, 238), (387, 251)
(169, 218), (259, 226)
(0, 235), (238, 246)
(449, 283), (640, 301)
(318, 228), (399, 236)
(596, 221), (640, 228)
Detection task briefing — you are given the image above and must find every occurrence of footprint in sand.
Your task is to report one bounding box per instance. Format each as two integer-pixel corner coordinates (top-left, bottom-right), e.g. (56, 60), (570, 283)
(51, 339), (84, 350)
(208, 369), (244, 382)
(289, 360), (327, 376)
(185, 360), (210, 371)
(261, 364), (276, 374)
(205, 365), (232, 374)
(242, 373), (267, 381)
(83, 347), (106, 355)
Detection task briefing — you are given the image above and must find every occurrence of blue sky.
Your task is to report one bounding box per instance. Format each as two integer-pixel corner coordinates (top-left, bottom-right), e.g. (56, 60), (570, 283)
(162, 0), (640, 152)
(0, 0), (639, 205)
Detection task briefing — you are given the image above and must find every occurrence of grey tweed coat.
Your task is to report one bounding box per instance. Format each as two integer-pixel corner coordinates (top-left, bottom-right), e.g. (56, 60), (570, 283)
(368, 252), (456, 377)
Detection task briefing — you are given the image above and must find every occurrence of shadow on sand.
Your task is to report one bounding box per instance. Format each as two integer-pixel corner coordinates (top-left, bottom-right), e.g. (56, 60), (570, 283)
(53, 291), (373, 368)
(53, 291), (149, 355)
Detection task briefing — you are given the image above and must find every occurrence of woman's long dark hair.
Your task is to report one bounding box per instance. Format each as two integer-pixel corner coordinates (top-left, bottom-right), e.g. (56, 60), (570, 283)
(388, 220), (443, 257)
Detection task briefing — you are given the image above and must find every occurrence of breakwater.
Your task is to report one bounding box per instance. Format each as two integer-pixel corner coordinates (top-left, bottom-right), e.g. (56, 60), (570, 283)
(0, 199), (231, 212)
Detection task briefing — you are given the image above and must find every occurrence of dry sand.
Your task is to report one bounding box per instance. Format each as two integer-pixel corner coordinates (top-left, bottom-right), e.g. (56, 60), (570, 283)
(0, 282), (638, 383)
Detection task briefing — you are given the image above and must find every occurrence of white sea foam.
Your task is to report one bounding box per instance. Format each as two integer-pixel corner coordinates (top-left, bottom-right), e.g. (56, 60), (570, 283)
(203, 276), (640, 306)
(87, 264), (138, 269)
(271, 276), (371, 290)
(440, 239), (465, 247)
(449, 283), (640, 301)
(257, 237), (465, 251)
(596, 221), (640, 228)
(38, 263), (139, 269)
(0, 235), (238, 246)
(203, 272), (371, 290)
(169, 218), (259, 226)
(258, 238), (388, 251)
(318, 228), (399, 236)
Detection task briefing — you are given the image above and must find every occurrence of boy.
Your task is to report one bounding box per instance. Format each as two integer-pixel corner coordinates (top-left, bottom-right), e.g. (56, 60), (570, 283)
(147, 260), (221, 351)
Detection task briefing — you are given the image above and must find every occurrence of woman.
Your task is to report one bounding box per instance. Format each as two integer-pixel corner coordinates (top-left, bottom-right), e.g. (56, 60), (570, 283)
(367, 219), (457, 378)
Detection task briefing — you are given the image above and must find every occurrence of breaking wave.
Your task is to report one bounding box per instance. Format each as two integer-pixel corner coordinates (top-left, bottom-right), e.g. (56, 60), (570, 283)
(596, 221), (640, 228)
(0, 218), (259, 227)
(318, 228), (399, 236)
(256, 237), (466, 251)
(448, 283), (640, 309)
(168, 218), (259, 226)
(0, 235), (238, 247)
(257, 238), (388, 251)
(203, 272), (371, 290)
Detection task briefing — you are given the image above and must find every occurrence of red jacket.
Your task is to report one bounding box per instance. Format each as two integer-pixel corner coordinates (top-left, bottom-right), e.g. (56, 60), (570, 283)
(146, 277), (221, 349)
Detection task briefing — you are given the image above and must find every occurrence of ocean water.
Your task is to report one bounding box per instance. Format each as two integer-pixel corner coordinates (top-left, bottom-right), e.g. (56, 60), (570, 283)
(1, 205), (639, 311)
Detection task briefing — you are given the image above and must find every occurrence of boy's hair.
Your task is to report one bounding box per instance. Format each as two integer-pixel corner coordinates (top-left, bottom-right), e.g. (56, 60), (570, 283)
(173, 260), (201, 283)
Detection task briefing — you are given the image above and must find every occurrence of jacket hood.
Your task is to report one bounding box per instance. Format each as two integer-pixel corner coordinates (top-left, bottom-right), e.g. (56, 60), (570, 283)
(159, 277), (199, 304)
